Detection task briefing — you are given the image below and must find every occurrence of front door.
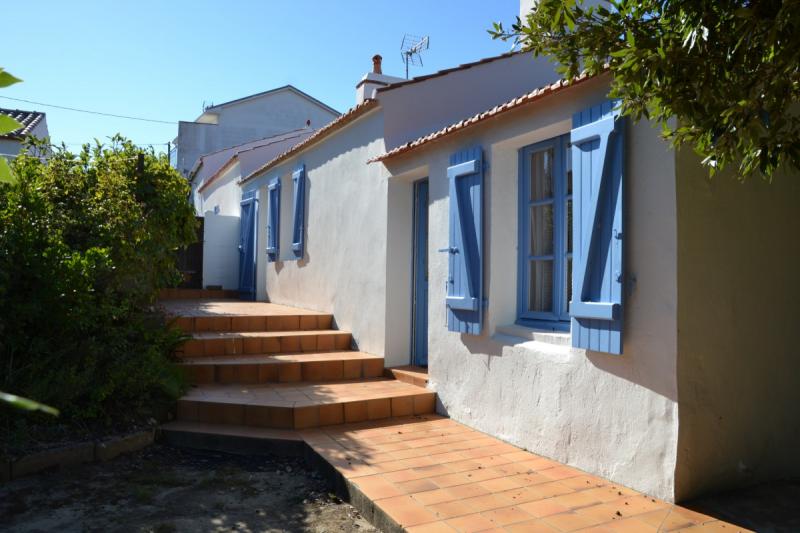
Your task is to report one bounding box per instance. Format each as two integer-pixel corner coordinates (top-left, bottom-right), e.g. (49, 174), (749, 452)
(412, 179), (429, 366)
(238, 193), (258, 300)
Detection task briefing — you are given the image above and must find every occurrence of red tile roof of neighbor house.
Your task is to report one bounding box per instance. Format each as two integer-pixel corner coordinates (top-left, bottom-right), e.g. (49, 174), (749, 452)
(369, 71), (605, 163)
(239, 98), (380, 184)
(0, 108), (46, 139)
(196, 129), (314, 194)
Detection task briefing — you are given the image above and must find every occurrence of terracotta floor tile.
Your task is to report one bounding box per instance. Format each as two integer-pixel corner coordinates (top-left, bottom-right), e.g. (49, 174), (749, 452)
(518, 499), (572, 518)
(541, 511), (599, 531)
(430, 472), (474, 488)
(612, 495), (670, 517)
(504, 519), (560, 532)
(406, 522), (457, 533)
(600, 517), (660, 532)
(353, 474), (404, 500)
(458, 494), (515, 513)
(427, 500), (474, 520)
(480, 505), (533, 527)
(672, 521), (750, 532)
(398, 478), (441, 494)
(446, 482), (491, 500)
(636, 508), (699, 531)
(378, 495), (439, 527)
(480, 475), (527, 493)
(413, 488), (456, 506)
(445, 513), (498, 533)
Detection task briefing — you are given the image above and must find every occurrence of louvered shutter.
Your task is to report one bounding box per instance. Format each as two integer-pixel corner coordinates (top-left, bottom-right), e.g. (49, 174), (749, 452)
(266, 177), (280, 262)
(291, 165), (306, 258)
(570, 101), (625, 354)
(445, 147), (484, 335)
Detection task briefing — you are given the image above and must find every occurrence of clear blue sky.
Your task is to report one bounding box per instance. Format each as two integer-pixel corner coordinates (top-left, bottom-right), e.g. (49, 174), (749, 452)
(2, 0), (518, 153)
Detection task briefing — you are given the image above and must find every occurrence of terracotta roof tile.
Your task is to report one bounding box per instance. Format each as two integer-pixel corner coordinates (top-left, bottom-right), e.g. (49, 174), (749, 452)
(369, 71), (604, 163)
(240, 99), (379, 184)
(0, 108), (46, 139)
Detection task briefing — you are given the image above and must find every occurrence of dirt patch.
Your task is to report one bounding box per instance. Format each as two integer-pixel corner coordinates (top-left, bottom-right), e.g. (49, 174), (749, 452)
(0, 444), (380, 533)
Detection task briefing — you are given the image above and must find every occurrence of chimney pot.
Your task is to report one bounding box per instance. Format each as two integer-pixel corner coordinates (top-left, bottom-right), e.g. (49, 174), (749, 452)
(372, 54), (383, 74)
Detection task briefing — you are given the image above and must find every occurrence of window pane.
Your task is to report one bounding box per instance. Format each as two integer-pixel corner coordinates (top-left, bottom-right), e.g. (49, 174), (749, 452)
(530, 149), (554, 201)
(566, 199), (573, 254)
(530, 205), (554, 256)
(529, 260), (553, 312)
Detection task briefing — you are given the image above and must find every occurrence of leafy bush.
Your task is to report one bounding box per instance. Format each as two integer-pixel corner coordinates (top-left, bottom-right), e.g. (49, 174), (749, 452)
(0, 137), (196, 429)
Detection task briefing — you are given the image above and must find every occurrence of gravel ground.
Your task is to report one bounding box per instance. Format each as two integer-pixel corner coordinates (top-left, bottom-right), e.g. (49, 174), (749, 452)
(0, 444), (380, 533)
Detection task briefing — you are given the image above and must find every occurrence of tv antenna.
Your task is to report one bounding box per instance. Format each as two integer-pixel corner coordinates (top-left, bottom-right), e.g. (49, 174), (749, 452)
(401, 34), (430, 79)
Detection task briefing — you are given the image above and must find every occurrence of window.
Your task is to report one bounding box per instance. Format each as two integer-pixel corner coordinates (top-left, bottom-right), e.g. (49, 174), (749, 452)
(518, 135), (572, 327)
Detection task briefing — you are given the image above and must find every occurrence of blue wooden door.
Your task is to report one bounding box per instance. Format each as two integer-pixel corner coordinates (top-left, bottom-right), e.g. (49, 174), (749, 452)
(412, 179), (429, 366)
(238, 193), (258, 301)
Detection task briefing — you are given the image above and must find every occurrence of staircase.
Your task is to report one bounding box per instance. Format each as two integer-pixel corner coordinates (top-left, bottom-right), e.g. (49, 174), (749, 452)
(160, 292), (434, 443)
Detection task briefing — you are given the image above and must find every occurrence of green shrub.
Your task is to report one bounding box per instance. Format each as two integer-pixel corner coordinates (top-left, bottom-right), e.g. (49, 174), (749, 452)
(0, 137), (196, 428)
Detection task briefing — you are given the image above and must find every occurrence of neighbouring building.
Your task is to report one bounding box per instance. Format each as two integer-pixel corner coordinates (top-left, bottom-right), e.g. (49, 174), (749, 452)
(226, 42), (800, 504)
(189, 128), (315, 291)
(171, 84), (339, 184)
(0, 107), (49, 159)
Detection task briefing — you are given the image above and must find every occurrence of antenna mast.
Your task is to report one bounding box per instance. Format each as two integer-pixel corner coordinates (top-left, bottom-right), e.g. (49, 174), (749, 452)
(401, 34), (430, 79)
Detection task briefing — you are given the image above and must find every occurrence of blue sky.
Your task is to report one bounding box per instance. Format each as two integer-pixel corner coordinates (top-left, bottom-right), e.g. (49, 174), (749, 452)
(2, 0), (518, 153)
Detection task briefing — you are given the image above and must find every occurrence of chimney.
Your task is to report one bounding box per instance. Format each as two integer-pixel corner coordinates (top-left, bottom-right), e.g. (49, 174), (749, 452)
(355, 54), (404, 105)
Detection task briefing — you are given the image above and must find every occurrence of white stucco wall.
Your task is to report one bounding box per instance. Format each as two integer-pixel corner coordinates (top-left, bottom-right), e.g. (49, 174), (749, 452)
(243, 110), (405, 361)
(202, 212), (240, 290)
(176, 89), (338, 176)
(197, 161), (243, 217)
(377, 53), (561, 150)
(382, 77), (681, 501)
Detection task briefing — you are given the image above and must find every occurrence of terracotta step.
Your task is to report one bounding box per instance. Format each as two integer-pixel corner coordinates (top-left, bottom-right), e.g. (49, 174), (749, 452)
(171, 313), (334, 334)
(176, 379), (436, 430)
(159, 421), (305, 456)
(160, 288), (240, 300)
(385, 365), (429, 387)
(179, 351), (384, 384)
(177, 330), (352, 357)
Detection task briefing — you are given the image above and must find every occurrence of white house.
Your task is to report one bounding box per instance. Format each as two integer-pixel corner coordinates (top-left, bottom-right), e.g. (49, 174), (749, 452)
(0, 107), (49, 159)
(230, 44), (800, 505)
(189, 128), (315, 292)
(172, 84), (339, 182)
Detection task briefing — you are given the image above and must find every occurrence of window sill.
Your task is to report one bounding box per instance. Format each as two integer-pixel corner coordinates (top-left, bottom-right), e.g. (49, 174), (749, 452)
(495, 324), (571, 346)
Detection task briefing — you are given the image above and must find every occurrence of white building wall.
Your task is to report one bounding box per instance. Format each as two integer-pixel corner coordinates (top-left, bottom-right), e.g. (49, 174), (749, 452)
(382, 78), (681, 501)
(243, 111), (404, 361)
(176, 89), (338, 176)
(202, 213), (240, 290)
(198, 162), (243, 217)
(377, 53), (561, 150)
(199, 162), (244, 290)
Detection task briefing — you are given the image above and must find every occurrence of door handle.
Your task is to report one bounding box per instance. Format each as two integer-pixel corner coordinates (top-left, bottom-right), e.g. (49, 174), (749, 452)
(437, 247), (458, 254)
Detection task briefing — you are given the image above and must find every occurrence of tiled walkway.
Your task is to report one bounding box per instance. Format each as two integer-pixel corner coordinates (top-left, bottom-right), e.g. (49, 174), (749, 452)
(301, 415), (750, 533)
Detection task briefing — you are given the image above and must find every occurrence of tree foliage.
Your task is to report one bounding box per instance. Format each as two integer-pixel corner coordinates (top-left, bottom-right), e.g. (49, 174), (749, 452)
(0, 138), (195, 427)
(491, 0), (800, 178)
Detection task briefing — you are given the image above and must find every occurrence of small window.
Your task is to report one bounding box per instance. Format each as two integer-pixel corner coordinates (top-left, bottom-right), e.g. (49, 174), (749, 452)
(518, 135), (571, 328)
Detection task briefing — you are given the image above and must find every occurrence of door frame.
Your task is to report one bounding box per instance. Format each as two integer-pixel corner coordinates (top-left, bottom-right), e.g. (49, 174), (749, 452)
(238, 192), (258, 301)
(411, 178), (429, 367)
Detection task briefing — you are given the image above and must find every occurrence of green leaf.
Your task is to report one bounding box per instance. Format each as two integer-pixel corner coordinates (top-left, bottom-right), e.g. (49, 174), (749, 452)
(0, 391), (60, 416)
(0, 69), (22, 88)
(0, 114), (23, 135)
(0, 157), (15, 184)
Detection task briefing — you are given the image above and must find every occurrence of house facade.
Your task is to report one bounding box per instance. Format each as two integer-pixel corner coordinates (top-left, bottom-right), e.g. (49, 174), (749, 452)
(0, 108), (49, 159)
(190, 128), (315, 291)
(172, 84), (339, 183)
(229, 49), (799, 503)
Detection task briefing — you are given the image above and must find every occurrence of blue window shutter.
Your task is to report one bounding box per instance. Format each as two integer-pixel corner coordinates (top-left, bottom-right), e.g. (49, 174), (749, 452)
(291, 165), (306, 258)
(570, 101), (625, 354)
(266, 177), (280, 262)
(445, 147), (484, 335)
